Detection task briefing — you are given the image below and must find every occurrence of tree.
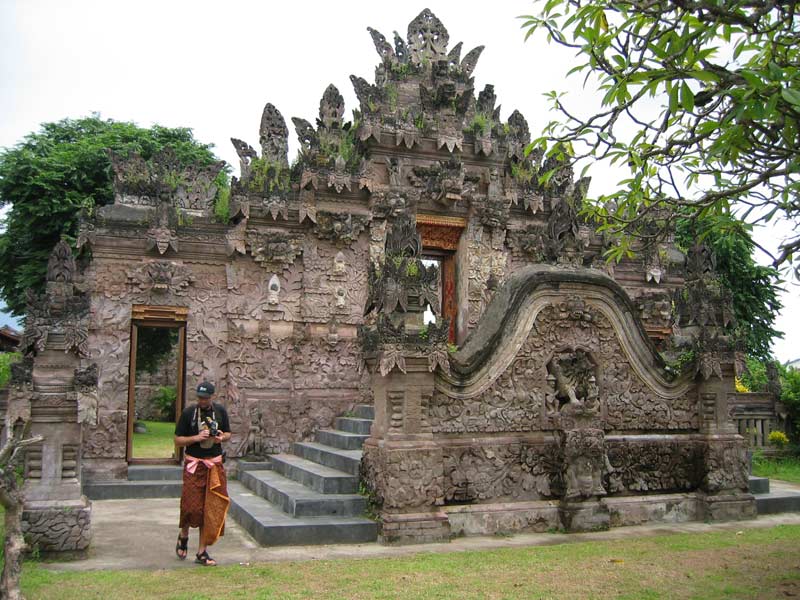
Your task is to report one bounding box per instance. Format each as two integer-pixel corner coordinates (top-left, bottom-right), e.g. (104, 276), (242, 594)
(520, 1), (800, 274)
(0, 116), (228, 315)
(676, 218), (783, 360)
(0, 418), (42, 600)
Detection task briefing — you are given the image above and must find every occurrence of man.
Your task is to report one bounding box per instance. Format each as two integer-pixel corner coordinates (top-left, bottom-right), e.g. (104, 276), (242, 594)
(174, 380), (231, 566)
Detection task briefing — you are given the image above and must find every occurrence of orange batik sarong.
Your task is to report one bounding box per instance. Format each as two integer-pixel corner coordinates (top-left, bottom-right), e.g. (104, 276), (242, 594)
(179, 455), (230, 546)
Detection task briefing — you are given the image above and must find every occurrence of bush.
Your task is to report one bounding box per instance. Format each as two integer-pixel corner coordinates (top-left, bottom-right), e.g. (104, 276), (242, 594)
(768, 430), (790, 449)
(152, 386), (177, 421)
(0, 352), (21, 388)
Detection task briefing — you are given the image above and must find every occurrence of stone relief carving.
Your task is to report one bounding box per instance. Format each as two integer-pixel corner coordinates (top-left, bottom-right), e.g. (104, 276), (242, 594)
(432, 298), (699, 434)
(562, 428), (608, 500)
(127, 261), (194, 297)
(75, 362), (99, 426)
(361, 445), (444, 510)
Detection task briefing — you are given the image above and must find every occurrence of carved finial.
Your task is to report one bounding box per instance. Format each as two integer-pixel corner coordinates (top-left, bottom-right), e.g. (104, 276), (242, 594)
(367, 27), (395, 62)
(447, 41), (463, 66)
(506, 110), (531, 160)
(385, 213), (422, 259)
(460, 46), (484, 78)
(477, 85), (500, 120)
(407, 9), (449, 64)
(291, 117), (319, 153)
(319, 84), (345, 129)
(393, 31), (409, 63)
(230, 138), (258, 180)
(47, 241), (76, 284)
(259, 103), (289, 165)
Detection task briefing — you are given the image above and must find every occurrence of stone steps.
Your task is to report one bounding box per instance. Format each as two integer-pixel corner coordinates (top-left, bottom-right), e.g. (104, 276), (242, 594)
(753, 479), (800, 515)
(269, 453), (358, 494)
(334, 417), (373, 435)
(227, 404), (378, 546)
(353, 404), (375, 420)
(239, 469), (366, 518)
(315, 428), (369, 451)
(228, 481), (377, 546)
(84, 479), (182, 500)
(292, 442), (362, 476)
(127, 465), (183, 481)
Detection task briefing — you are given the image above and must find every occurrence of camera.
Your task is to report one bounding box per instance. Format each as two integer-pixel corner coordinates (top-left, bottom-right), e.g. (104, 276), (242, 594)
(205, 416), (219, 438)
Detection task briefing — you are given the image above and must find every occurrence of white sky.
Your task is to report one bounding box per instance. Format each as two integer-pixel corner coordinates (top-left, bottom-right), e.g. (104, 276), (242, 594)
(0, 0), (797, 362)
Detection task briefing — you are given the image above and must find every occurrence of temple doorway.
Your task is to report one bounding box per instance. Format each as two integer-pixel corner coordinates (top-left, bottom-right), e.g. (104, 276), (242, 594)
(127, 305), (187, 463)
(418, 215), (463, 343)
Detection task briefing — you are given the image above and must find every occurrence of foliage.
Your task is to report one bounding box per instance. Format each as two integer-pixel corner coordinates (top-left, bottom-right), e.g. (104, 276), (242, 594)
(753, 454), (800, 483)
(521, 1), (800, 275)
(0, 352), (20, 388)
(675, 218), (783, 359)
(510, 160), (534, 184)
(135, 327), (178, 375)
(214, 182), (231, 222)
(768, 430), (790, 448)
(151, 386), (177, 421)
(247, 157), (290, 194)
(468, 113), (492, 136)
(739, 355), (769, 392)
(0, 115), (227, 315)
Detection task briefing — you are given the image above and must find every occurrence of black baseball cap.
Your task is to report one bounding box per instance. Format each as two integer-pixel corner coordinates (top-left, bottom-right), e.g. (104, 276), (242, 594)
(196, 381), (215, 397)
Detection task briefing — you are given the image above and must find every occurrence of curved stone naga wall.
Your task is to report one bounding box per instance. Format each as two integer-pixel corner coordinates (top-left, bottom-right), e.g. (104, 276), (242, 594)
(436, 265), (696, 433)
(432, 266), (704, 503)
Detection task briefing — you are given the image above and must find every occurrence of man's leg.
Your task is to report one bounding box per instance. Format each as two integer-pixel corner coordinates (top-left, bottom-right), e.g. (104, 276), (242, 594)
(196, 525), (216, 566)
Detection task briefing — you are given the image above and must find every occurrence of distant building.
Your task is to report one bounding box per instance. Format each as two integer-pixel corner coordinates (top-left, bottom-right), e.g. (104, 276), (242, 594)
(787, 358), (800, 370)
(0, 325), (19, 352)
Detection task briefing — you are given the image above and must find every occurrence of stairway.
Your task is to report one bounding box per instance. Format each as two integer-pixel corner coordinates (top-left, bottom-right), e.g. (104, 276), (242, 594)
(228, 404), (378, 545)
(84, 464), (183, 499)
(750, 476), (800, 514)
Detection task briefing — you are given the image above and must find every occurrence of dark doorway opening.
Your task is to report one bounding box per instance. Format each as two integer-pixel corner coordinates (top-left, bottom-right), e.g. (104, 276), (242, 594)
(127, 308), (187, 464)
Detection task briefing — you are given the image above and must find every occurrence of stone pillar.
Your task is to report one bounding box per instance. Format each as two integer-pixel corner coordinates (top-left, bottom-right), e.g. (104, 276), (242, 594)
(698, 356), (756, 521)
(359, 213), (451, 544)
(12, 241), (93, 554)
(362, 356), (448, 544)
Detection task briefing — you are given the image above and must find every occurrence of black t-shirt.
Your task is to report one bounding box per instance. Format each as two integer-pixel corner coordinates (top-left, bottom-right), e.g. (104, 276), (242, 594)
(175, 402), (231, 459)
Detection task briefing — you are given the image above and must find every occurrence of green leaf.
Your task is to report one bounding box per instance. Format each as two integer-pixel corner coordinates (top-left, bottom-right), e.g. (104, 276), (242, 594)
(781, 88), (800, 107)
(680, 81), (695, 112)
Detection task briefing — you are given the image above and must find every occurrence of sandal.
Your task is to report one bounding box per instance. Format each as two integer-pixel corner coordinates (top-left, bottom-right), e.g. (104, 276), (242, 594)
(175, 534), (189, 560)
(195, 550), (216, 566)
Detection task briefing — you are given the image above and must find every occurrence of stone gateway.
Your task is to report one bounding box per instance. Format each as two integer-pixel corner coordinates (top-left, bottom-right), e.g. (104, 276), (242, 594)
(5, 9), (752, 550)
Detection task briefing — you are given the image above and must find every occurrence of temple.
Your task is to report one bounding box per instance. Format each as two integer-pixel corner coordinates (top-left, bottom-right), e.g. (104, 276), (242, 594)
(4, 9), (753, 549)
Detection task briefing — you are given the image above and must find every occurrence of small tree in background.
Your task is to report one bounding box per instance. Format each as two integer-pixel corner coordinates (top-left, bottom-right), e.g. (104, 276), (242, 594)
(0, 115), (229, 315)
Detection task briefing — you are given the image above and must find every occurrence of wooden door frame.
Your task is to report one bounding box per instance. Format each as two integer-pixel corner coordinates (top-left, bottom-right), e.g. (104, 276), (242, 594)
(417, 215), (464, 344)
(126, 305), (188, 465)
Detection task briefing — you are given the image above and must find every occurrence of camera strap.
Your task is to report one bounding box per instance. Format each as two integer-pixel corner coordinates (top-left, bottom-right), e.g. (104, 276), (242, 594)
(193, 404), (216, 432)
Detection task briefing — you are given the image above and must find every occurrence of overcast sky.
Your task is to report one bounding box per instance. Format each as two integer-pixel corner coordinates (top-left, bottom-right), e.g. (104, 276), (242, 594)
(1, 0), (797, 362)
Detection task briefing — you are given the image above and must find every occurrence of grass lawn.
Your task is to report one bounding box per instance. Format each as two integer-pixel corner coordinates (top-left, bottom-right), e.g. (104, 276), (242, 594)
(15, 525), (800, 599)
(752, 454), (800, 484)
(132, 420), (176, 459)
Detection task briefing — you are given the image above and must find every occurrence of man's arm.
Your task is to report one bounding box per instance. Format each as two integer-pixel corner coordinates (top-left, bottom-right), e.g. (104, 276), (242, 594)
(175, 429), (210, 448)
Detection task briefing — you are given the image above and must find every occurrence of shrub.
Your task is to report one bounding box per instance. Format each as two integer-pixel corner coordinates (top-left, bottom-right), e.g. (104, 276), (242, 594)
(768, 430), (790, 449)
(152, 386), (177, 421)
(0, 352), (21, 388)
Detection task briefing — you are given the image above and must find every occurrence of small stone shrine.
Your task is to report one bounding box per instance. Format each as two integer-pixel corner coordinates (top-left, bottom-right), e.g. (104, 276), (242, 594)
(7, 9), (753, 549)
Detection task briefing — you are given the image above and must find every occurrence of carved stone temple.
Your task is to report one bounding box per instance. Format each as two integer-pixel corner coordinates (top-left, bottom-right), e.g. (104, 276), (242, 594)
(6, 9), (754, 550)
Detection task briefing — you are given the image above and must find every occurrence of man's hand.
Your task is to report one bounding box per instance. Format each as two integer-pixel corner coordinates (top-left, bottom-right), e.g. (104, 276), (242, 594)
(196, 429), (211, 443)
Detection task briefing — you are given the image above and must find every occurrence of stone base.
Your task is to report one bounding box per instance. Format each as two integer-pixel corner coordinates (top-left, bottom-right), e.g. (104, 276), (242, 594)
(380, 510), (451, 544)
(444, 501), (560, 536)
(22, 496), (92, 555)
(441, 494), (705, 537)
(82, 458), (128, 482)
(605, 493), (701, 527)
(559, 500), (610, 532)
(702, 492), (757, 521)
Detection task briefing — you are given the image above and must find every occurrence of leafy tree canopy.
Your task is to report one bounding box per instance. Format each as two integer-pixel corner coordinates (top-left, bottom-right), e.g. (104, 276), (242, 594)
(521, 1), (800, 274)
(0, 115), (227, 315)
